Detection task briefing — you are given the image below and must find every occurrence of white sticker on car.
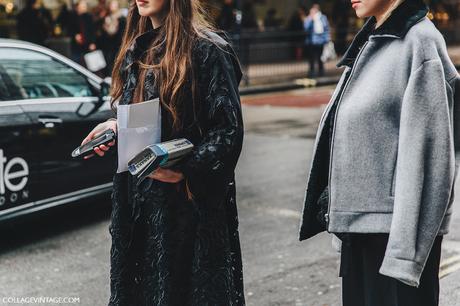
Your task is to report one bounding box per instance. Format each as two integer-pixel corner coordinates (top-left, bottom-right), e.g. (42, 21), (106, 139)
(0, 149), (29, 206)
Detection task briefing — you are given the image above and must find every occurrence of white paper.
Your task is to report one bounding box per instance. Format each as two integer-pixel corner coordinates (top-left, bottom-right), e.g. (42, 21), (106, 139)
(116, 98), (161, 173)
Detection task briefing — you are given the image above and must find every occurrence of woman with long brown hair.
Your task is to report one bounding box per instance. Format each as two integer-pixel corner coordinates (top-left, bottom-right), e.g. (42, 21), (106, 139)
(81, 0), (245, 305)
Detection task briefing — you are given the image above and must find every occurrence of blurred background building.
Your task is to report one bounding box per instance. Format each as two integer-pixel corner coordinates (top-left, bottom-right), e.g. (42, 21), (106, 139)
(1, 0), (460, 86)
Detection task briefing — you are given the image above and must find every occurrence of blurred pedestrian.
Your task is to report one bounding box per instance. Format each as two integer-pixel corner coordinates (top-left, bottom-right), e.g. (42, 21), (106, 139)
(217, 0), (235, 32)
(92, 0), (109, 50)
(238, 0), (258, 72)
(16, 0), (49, 45)
(264, 8), (280, 30)
(299, 1), (460, 306)
(288, 6), (306, 32)
(80, 0), (245, 305)
(37, 0), (53, 37)
(68, 0), (97, 64)
(241, 1), (258, 31)
(100, 0), (125, 75)
(56, 3), (71, 36)
(93, 0), (109, 23)
(304, 3), (330, 77)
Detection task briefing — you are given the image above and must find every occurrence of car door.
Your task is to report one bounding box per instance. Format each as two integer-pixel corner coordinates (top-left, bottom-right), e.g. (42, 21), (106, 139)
(0, 46), (115, 203)
(0, 64), (38, 216)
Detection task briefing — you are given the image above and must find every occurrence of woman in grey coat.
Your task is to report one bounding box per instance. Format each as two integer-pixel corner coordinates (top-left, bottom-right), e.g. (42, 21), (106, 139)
(299, 0), (460, 305)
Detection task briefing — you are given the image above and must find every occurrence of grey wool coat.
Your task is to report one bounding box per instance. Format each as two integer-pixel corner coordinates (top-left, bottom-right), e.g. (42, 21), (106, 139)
(299, 0), (460, 288)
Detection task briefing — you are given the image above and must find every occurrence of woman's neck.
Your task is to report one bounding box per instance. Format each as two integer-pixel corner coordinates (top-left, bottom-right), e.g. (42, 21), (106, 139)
(149, 13), (165, 29)
(375, 0), (404, 28)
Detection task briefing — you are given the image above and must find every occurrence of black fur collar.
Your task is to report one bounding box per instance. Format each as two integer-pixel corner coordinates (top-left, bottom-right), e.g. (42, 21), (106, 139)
(374, 0), (429, 38)
(337, 0), (429, 68)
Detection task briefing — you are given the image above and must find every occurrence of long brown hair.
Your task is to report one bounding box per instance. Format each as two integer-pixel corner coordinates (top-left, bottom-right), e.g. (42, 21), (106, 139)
(110, 0), (216, 131)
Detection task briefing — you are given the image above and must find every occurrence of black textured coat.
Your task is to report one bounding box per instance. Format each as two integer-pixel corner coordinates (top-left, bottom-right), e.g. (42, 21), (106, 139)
(108, 28), (245, 306)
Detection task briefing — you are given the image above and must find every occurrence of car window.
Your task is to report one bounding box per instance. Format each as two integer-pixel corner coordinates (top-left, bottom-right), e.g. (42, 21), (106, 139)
(0, 47), (95, 101)
(0, 64), (23, 101)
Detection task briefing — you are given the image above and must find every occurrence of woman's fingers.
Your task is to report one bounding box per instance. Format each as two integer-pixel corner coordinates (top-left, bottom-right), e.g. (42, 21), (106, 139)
(81, 130), (98, 145)
(147, 168), (184, 183)
(81, 135), (92, 146)
(83, 128), (102, 145)
(81, 122), (118, 160)
(84, 153), (95, 160)
(148, 169), (164, 180)
(94, 147), (105, 157)
(81, 124), (107, 145)
(148, 169), (161, 179)
(83, 145), (109, 159)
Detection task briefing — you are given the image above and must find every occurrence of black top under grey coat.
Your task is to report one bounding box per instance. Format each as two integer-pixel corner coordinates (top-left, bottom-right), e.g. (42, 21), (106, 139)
(108, 28), (245, 306)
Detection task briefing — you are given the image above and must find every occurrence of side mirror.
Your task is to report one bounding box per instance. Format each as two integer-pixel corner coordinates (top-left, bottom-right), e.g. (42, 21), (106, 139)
(76, 102), (97, 117)
(76, 77), (111, 118)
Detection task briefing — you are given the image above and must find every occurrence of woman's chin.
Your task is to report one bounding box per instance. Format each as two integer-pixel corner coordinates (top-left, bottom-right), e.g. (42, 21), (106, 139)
(354, 8), (370, 19)
(137, 7), (152, 17)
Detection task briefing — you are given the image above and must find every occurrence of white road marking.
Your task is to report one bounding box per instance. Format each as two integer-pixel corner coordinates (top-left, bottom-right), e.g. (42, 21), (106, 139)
(263, 207), (302, 219)
(440, 261), (460, 279)
(440, 241), (460, 279)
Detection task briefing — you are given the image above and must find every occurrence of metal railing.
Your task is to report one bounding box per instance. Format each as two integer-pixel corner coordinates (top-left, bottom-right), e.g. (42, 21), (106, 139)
(230, 23), (460, 87)
(229, 29), (342, 87)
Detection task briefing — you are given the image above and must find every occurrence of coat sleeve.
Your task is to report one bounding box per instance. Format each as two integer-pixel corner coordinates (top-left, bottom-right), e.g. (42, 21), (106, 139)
(177, 43), (244, 197)
(303, 18), (312, 33)
(303, 19), (312, 45)
(379, 59), (457, 287)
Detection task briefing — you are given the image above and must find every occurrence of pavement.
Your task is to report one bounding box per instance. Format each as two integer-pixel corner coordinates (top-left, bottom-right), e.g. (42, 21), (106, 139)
(0, 87), (459, 306)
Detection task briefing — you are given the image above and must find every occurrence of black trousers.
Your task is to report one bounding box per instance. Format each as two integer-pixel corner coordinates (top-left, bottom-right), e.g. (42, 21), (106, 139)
(307, 44), (324, 77)
(340, 234), (443, 306)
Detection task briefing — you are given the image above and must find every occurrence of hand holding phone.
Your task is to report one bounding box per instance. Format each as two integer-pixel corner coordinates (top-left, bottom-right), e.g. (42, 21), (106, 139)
(78, 120), (117, 159)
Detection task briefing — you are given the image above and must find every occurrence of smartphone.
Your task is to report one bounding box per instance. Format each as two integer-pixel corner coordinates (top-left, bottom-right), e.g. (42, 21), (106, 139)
(72, 129), (116, 158)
